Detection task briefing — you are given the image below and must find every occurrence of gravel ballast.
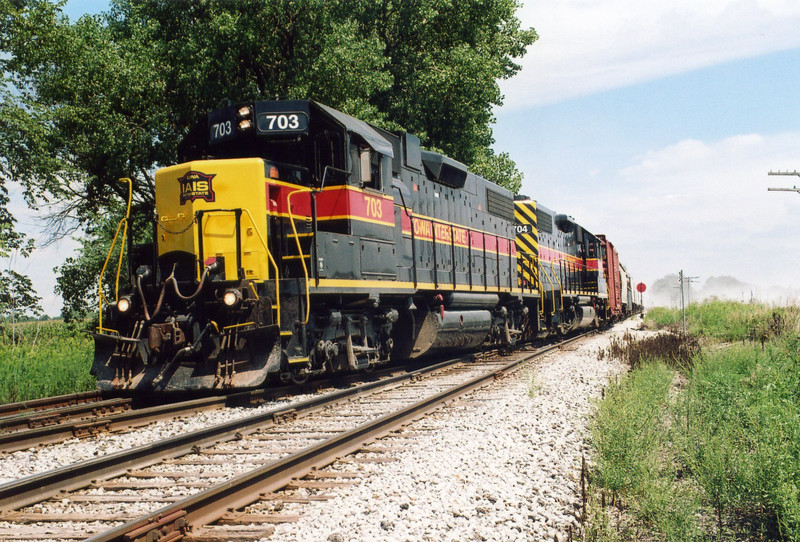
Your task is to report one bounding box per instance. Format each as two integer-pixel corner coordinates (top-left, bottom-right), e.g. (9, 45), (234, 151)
(0, 394), (318, 484)
(268, 319), (638, 541)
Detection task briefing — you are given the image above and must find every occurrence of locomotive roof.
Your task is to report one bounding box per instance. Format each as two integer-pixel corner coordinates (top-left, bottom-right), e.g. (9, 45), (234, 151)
(314, 102), (394, 158)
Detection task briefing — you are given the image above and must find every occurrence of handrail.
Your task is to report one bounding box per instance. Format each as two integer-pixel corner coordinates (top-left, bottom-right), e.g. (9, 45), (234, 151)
(194, 208), (282, 328)
(391, 183), (417, 287)
(548, 260), (566, 314)
(532, 254), (541, 294)
(97, 178), (132, 333)
(539, 261), (565, 316)
(551, 257), (589, 295)
(285, 189), (312, 325)
(538, 262), (553, 317)
(240, 209), (281, 329)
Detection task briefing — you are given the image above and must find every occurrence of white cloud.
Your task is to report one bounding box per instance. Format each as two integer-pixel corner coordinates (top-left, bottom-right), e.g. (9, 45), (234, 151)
(503, 0), (800, 107)
(564, 130), (800, 291)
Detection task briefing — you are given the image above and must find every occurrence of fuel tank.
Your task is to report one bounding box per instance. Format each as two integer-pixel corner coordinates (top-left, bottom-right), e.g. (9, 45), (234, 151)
(573, 304), (596, 329)
(393, 309), (493, 359)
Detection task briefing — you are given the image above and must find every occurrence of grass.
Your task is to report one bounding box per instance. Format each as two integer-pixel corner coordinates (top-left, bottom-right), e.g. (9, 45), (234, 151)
(0, 320), (95, 404)
(585, 302), (800, 541)
(646, 299), (795, 342)
(589, 361), (700, 541)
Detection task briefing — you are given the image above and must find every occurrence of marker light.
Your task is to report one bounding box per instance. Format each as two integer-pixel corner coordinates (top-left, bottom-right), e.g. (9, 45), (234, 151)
(117, 297), (132, 313)
(222, 289), (242, 308)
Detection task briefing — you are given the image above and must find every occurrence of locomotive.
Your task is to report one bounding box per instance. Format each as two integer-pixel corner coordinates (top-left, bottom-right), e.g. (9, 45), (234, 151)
(92, 99), (633, 392)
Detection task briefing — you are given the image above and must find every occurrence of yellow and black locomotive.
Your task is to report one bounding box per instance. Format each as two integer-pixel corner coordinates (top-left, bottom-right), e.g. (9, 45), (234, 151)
(93, 100), (625, 392)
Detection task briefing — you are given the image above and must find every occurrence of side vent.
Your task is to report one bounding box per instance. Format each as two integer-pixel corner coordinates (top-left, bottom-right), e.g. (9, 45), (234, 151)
(536, 209), (553, 234)
(402, 133), (423, 172)
(486, 188), (514, 221)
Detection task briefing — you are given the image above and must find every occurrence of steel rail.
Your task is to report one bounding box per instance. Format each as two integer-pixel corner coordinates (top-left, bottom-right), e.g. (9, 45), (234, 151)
(0, 393), (251, 453)
(0, 390), (106, 417)
(0, 360), (442, 453)
(0, 353), (481, 514)
(0, 397), (131, 434)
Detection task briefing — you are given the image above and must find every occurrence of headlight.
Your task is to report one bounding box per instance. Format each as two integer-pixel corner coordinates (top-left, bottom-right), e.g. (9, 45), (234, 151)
(238, 119), (252, 131)
(117, 296), (132, 313)
(237, 106), (252, 118)
(222, 289), (242, 308)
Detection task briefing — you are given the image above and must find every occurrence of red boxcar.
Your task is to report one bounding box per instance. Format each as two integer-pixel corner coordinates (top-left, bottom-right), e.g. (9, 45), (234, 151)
(598, 235), (622, 319)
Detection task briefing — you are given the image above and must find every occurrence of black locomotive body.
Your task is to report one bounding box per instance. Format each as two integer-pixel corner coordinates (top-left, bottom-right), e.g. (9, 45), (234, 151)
(93, 99), (624, 392)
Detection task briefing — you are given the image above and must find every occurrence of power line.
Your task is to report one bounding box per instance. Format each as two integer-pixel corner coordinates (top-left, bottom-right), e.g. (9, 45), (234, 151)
(685, 276), (699, 305)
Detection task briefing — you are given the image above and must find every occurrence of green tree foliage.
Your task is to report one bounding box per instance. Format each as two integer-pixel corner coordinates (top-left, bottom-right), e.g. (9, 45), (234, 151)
(1, 0), (537, 318)
(0, 269), (42, 320)
(358, 0), (536, 171)
(0, 66), (40, 318)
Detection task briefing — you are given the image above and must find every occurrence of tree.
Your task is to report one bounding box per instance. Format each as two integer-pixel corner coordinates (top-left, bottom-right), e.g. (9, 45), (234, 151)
(1, 0), (537, 318)
(355, 0), (537, 176)
(0, 269), (42, 321)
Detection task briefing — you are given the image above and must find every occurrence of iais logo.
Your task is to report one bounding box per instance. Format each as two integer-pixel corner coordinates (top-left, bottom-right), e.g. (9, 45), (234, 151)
(178, 171), (216, 204)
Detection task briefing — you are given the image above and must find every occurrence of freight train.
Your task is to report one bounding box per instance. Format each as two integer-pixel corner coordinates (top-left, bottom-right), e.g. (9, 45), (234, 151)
(93, 99), (636, 392)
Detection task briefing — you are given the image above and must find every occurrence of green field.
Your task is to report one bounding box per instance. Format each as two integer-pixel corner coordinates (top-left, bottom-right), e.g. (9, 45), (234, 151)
(586, 301), (800, 541)
(0, 320), (95, 404)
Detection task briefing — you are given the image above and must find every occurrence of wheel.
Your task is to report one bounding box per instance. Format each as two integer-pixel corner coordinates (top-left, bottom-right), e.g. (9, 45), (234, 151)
(290, 368), (309, 385)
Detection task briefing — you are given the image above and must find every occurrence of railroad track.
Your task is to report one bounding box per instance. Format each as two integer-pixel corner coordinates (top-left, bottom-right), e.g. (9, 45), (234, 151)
(0, 334), (590, 541)
(0, 363), (436, 454)
(0, 391), (108, 418)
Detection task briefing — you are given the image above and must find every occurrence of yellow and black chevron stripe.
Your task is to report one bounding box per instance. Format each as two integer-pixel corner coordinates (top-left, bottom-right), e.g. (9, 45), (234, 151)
(514, 200), (540, 291)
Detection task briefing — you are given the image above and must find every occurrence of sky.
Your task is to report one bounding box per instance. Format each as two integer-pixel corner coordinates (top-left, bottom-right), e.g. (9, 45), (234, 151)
(10, 0), (800, 314)
(494, 0), (800, 304)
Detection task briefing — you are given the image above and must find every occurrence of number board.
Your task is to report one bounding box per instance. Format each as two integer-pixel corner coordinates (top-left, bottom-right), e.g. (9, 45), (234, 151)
(256, 112), (309, 134)
(207, 106), (240, 145)
(515, 223), (533, 235)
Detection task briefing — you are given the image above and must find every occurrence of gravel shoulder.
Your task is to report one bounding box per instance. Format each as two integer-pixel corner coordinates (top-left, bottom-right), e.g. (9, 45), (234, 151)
(268, 319), (640, 541)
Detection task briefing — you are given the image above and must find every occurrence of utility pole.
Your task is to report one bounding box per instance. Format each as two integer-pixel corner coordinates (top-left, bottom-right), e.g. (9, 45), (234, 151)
(679, 270), (686, 335)
(674, 271), (698, 334)
(768, 171), (800, 195)
(685, 275), (699, 305)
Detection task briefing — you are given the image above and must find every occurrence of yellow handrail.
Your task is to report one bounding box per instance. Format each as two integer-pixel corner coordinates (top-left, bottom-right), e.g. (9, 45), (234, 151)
(240, 208), (281, 328)
(97, 178), (132, 333)
(286, 188), (312, 325)
(538, 262), (553, 317)
(549, 260), (565, 314)
(539, 260), (565, 317)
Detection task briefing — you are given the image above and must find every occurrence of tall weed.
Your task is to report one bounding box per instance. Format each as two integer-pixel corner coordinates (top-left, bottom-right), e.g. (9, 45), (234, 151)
(0, 320), (95, 403)
(591, 362), (700, 540)
(678, 340), (800, 539)
(603, 331), (701, 371)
